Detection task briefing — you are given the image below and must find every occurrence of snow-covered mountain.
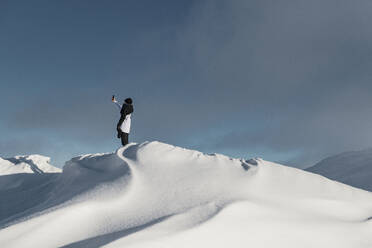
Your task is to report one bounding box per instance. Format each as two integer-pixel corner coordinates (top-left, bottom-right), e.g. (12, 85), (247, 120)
(0, 154), (61, 175)
(0, 142), (371, 248)
(306, 149), (372, 192)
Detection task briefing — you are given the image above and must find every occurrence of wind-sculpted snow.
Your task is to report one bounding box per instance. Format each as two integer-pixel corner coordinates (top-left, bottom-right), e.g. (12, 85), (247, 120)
(0, 141), (372, 248)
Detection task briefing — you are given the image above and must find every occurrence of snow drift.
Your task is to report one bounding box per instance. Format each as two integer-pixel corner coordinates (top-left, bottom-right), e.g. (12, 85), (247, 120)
(307, 149), (372, 192)
(0, 141), (372, 248)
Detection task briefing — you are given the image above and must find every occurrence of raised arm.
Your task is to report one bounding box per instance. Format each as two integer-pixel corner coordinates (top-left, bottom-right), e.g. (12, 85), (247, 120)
(113, 99), (122, 110)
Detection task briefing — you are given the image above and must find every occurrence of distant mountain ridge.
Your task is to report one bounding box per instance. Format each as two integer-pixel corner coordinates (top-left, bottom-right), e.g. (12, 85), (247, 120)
(306, 149), (372, 192)
(0, 154), (61, 175)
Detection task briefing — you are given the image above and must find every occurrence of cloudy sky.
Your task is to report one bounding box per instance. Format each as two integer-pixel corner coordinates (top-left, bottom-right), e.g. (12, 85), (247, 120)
(1, 0), (372, 168)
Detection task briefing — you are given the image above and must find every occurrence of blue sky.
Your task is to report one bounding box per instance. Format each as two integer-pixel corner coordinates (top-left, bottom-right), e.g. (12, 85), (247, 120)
(2, 0), (372, 168)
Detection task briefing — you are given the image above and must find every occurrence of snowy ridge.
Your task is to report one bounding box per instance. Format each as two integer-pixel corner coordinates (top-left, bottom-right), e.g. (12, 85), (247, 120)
(0, 154), (61, 175)
(0, 141), (372, 248)
(307, 149), (372, 192)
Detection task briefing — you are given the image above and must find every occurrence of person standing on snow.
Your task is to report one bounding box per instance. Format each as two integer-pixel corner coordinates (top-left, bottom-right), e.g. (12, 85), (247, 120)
(112, 95), (134, 146)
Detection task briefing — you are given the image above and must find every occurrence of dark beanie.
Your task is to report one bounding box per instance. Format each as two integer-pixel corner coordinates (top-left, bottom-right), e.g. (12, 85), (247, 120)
(125, 98), (133, 104)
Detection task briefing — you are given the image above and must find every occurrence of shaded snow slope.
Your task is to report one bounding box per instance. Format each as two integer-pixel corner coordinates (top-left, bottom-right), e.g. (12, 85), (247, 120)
(0, 155), (61, 223)
(0, 155), (61, 175)
(0, 142), (371, 248)
(307, 149), (372, 192)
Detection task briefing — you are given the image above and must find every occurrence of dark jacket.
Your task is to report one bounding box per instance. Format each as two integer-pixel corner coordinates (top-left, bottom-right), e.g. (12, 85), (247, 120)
(117, 103), (133, 129)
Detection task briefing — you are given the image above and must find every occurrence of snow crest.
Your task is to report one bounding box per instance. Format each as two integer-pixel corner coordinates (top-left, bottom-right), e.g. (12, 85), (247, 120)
(0, 141), (372, 248)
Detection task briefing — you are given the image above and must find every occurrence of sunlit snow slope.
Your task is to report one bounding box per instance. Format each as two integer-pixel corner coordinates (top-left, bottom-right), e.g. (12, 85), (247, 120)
(0, 141), (372, 248)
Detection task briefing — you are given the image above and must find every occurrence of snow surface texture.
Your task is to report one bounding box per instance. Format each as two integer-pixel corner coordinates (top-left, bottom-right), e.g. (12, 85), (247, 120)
(0, 141), (372, 248)
(307, 149), (372, 192)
